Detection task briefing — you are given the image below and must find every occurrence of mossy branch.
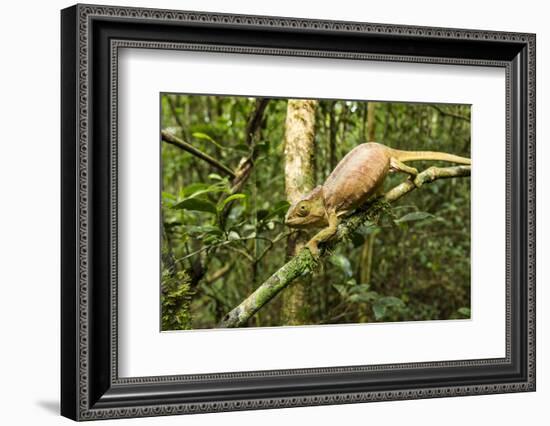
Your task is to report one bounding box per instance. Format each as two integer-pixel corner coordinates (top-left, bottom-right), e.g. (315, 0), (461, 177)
(218, 165), (471, 328)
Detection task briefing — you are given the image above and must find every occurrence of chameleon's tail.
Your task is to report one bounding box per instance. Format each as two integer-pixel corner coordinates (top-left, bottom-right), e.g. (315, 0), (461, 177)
(389, 148), (471, 165)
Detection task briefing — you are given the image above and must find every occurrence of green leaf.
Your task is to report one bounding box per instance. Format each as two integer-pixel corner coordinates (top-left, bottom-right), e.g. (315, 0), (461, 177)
(372, 303), (386, 320)
(345, 278), (357, 286)
(181, 183), (210, 197)
(162, 191), (177, 201)
(329, 254), (353, 278)
(373, 297), (405, 320)
(192, 132), (226, 150)
(395, 211), (434, 223)
(349, 293), (378, 303)
(241, 223), (256, 233)
(457, 307), (471, 318)
(203, 234), (221, 244)
(162, 192), (177, 207)
(218, 193), (247, 210)
(227, 231), (240, 241)
(349, 284), (373, 294)
(173, 198), (217, 214)
(183, 183), (228, 200)
(378, 296), (405, 307)
(348, 294), (361, 303)
(332, 284), (347, 296)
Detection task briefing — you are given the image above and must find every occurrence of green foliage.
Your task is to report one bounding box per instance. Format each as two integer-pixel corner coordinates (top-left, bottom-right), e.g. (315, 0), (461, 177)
(395, 211), (435, 223)
(161, 267), (194, 330)
(329, 254), (353, 278)
(218, 193), (247, 209)
(174, 198), (218, 215)
(160, 94), (471, 329)
(332, 278), (406, 321)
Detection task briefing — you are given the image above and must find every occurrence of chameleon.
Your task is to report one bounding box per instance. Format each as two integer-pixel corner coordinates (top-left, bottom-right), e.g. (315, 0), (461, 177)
(284, 142), (471, 258)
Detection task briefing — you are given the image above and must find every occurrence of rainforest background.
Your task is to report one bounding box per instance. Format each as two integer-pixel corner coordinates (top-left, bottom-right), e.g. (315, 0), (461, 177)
(160, 95), (471, 330)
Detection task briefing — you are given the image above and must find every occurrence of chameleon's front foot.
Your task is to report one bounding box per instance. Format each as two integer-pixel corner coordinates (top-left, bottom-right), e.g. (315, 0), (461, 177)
(305, 240), (321, 260)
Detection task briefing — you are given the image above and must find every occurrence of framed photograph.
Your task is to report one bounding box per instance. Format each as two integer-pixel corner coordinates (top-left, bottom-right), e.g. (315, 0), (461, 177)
(61, 4), (536, 421)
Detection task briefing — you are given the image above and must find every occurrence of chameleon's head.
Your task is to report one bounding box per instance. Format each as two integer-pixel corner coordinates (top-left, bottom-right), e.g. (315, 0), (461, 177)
(284, 186), (328, 229)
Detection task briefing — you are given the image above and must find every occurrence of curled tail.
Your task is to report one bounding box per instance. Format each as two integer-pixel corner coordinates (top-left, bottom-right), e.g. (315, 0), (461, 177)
(388, 147), (471, 165)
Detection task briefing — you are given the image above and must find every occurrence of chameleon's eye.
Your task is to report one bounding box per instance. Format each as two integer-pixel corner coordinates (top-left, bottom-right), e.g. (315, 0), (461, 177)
(297, 204), (309, 217)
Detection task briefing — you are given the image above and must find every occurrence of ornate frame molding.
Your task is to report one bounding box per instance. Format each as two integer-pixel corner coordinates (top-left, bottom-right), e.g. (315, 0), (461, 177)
(61, 4), (535, 421)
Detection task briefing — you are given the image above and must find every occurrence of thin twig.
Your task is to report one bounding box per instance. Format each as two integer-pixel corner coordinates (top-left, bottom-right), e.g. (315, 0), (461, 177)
(166, 95), (185, 133)
(205, 263), (233, 285)
(225, 245), (255, 262)
(161, 130), (236, 178)
(219, 98), (270, 226)
(429, 105), (470, 122)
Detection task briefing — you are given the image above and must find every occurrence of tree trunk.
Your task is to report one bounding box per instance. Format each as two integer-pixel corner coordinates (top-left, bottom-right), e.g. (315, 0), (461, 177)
(281, 99), (317, 325)
(359, 102), (377, 289)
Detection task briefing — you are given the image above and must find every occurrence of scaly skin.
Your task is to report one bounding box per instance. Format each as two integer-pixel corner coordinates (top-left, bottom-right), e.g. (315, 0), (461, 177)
(285, 142), (471, 257)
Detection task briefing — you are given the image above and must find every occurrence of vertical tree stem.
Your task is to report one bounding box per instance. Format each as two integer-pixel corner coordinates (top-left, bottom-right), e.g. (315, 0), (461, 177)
(281, 99), (318, 325)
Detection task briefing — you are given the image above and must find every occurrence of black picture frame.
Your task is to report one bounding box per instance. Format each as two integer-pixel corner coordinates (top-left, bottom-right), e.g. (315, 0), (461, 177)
(61, 3), (536, 421)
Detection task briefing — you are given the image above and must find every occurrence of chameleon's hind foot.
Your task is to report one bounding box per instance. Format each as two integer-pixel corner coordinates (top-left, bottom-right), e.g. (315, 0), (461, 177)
(412, 175), (423, 188)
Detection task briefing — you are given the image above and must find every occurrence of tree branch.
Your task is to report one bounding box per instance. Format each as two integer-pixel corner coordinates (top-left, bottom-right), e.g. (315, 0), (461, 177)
(219, 98), (269, 227)
(161, 129), (236, 179)
(218, 165), (471, 328)
(429, 105), (470, 122)
(228, 98), (270, 193)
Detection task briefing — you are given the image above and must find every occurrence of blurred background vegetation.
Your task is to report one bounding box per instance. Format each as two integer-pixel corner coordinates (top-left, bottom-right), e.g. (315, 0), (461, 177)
(160, 94), (471, 330)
